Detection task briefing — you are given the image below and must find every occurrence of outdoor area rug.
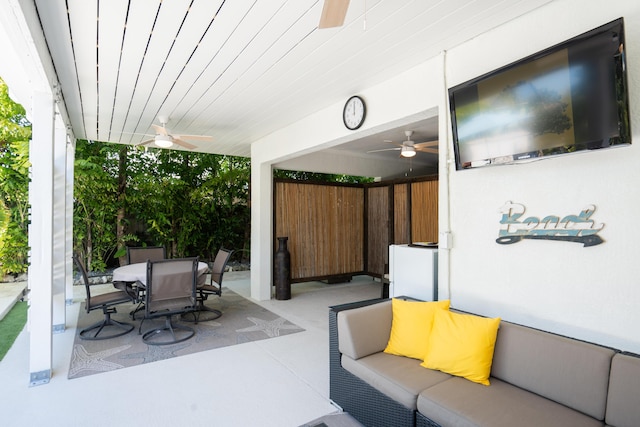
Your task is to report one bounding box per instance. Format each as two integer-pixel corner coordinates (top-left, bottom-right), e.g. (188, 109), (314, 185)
(300, 412), (364, 427)
(68, 287), (304, 379)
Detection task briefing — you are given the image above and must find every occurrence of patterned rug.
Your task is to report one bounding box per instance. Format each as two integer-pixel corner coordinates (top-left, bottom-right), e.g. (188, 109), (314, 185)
(69, 288), (304, 379)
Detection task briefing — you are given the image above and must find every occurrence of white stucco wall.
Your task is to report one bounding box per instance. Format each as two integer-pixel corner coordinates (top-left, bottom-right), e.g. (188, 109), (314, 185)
(252, 0), (640, 354)
(444, 0), (640, 353)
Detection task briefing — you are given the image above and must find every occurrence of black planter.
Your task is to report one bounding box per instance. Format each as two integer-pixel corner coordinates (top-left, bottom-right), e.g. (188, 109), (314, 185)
(274, 237), (291, 300)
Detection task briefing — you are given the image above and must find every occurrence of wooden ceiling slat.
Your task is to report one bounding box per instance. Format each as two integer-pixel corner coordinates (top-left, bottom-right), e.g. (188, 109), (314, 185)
(129, 0), (226, 134)
(107, 0), (161, 142)
(34, 0), (85, 137)
(97, 0), (129, 141)
(67, 0), (98, 139)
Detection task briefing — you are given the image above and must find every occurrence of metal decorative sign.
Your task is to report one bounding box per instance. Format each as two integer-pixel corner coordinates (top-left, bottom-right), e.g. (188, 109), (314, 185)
(497, 201), (605, 247)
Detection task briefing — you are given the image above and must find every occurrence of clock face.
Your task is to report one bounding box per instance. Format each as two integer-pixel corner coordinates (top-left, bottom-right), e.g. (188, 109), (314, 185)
(343, 96), (366, 130)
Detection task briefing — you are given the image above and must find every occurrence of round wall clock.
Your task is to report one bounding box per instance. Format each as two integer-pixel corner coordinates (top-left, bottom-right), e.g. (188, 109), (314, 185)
(343, 95), (366, 130)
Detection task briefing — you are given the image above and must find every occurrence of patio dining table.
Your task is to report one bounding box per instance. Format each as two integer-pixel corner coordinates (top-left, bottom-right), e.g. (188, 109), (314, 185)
(112, 261), (209, 287)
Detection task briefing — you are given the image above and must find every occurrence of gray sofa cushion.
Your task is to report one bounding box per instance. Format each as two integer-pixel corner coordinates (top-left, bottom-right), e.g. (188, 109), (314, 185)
(342, 352), (451, 410)
(605, 353), (640, 427)
(417, 376), (604, 427)
(337, 299), (391, 360)
(490, 321), (615, 420)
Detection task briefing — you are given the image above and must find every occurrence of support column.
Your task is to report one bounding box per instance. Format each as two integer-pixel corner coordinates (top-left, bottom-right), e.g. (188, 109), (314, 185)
(250, 160), (274, 301)
(52, 115), (66, 332)
(27, 90), (55, 386)
(65, 138), (75, 305)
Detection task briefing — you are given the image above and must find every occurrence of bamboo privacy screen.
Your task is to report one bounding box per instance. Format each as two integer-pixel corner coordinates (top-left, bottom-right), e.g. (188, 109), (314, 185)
(366, 186), (390, 278)
(274, 181), (364, 281)
(274, 176), (438, 283)
(394, 183), (409, 244)
(411, 180), (438, 243)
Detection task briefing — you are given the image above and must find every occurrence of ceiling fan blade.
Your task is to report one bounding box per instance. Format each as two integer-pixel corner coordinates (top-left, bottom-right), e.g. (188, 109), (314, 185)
(318, 0), (350, 29)
(172, 138), (197, 150)
(414, 140), (438, 148)
(176, 134), (213, 142)
(414, 139), (439, 154)
(152, 124), (169, 135)
(136, 139), (154, 146)
(415, 147), (439, 154)
(367, 147), (401, 154)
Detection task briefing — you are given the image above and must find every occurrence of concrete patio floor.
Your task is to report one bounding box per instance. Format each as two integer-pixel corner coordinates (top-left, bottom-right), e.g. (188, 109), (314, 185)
(0, 271), (381, 426)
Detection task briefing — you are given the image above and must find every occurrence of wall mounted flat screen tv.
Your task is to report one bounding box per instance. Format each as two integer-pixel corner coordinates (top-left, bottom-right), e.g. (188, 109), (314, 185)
(450, 18), (630, 170)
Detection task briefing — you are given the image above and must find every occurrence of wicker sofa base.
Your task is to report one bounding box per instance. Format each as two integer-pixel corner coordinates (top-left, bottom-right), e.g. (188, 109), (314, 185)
(415, 411), (441, 427)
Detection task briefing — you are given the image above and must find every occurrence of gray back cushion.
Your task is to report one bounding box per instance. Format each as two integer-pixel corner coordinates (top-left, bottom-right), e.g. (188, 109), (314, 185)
(337, 300), (392, 360)
(491, 321), (615, 420)
(605, 353), (640, 427)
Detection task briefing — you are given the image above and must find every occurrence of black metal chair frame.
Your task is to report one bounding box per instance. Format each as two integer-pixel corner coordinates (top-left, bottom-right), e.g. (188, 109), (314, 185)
(73, 255), (135, 340)
(139, 257), (198, 345)
(183, 248), (233, 324)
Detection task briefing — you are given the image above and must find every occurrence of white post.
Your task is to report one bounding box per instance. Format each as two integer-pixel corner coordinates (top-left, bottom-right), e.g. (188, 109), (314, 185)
(52, 114), (66, 332)
(65, 138), (75, 305)
(27, 90), (55, 386)
(250, 160), (274, 301)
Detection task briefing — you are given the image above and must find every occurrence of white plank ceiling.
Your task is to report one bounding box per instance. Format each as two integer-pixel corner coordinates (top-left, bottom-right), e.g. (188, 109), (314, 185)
(34, 0), (553, 170)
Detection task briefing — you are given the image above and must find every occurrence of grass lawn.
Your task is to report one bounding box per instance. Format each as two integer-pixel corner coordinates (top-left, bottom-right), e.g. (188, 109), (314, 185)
(0, 301), (27, 361)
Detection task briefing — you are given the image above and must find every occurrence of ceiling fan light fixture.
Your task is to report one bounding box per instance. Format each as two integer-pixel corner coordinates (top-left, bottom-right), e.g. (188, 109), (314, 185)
(155, 135), (173, 148)
(401, 145), (416, 157)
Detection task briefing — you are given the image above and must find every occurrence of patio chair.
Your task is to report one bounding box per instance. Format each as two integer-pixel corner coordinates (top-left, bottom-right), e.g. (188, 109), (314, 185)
(124, 246), (166, 318)
(183, 248), (233, 323)
(73, 255), (135, 340)
(139, 258), (198, 345)
(126, 246), (166, 264)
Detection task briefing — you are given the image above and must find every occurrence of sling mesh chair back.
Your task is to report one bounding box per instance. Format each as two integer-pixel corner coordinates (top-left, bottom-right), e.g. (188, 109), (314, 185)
(125, 246), (166, 317)
(184, 247), (233, 323)
(126, 246), (166, 264)
(140, 258), (198, 345)
(73, 255), (134, 340)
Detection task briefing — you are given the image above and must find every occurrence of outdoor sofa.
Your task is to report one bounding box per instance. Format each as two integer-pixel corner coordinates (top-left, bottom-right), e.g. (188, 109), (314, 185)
(329, 298), (640, 427)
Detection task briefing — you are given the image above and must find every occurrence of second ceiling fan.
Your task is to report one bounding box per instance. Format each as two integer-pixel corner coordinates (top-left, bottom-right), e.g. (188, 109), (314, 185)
(368, 131), (439, 158)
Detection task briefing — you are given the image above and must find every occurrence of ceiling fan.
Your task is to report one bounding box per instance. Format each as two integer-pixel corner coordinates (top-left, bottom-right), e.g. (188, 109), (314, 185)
(136, 116), (213, 150)
(318, 0), (351, 29)
(367, 131), (439, 158)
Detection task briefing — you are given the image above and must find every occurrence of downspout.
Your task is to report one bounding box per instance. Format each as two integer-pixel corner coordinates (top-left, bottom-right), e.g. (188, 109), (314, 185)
(437, 50), (453, 302)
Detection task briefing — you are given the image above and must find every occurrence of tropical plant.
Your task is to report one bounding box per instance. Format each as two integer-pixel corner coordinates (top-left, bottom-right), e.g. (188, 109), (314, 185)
(73, 140), (251, 271)
(0, 77), (31, 276)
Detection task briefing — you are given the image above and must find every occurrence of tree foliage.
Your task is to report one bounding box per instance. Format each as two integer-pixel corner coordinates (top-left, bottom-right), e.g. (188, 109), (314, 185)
(0, 77), (31, 276)
(74, 140), (251, 271)
(274, 169), (374, 184)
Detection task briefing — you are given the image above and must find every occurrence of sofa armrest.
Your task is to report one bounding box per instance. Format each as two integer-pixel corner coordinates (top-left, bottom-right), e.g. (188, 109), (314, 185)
(329, 298), (416, 427)
(606, 352), (640, 427)
(336, 299), (392, 359)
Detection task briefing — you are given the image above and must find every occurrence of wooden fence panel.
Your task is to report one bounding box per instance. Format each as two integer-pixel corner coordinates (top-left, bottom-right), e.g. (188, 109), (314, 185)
(411, 180), (439, 243)
(366, 186), (389, 277)
(275, 181), (364, 281)
(274, 176), (437, 283)
(394, 183), (409, 244)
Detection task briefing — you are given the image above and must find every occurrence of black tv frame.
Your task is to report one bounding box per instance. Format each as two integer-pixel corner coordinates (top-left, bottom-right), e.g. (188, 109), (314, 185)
(449, 18), (631, 170)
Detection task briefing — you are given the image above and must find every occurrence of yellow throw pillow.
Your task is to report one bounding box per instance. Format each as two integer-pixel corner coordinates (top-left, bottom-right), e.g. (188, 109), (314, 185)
(384, 298), (450, 360)
(421, 309), (500, 385)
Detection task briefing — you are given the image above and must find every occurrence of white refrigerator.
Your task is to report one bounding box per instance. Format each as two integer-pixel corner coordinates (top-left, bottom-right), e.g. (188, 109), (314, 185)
(389, 244), (438, 301)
